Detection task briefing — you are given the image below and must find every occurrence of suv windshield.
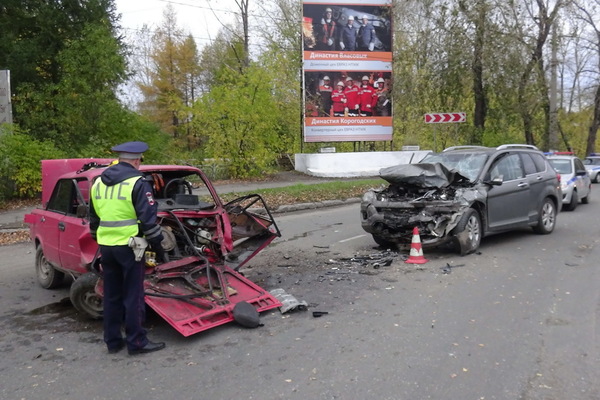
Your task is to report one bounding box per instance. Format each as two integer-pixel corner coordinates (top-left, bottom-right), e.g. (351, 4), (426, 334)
(548, 159), (573, 174)
(421, 152), (489, 181)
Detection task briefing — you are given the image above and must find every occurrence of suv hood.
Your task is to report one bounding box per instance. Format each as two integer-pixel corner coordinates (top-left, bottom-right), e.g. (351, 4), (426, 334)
(379, 163), (471, 188)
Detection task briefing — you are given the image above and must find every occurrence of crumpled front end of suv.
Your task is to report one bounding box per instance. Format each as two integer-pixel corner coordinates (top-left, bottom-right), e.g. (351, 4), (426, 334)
(360, 163), (486, 248)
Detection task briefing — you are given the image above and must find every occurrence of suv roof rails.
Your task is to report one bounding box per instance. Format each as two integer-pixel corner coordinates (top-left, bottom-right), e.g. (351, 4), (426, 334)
(442, 145), (489, 152)
(496, 144), (540, 151)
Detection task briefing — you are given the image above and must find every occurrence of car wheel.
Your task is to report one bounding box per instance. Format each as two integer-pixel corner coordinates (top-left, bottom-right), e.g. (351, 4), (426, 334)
(70, 272), (103, 320)
(533, 198), (556, 234)
(454, 208), (482, 256)
(372, 234), (396, 249)
(35, 246), (64, 289)
(595, 174), (600, 183)
(563, 190), (578, 211)
(582, 189), (590, 204)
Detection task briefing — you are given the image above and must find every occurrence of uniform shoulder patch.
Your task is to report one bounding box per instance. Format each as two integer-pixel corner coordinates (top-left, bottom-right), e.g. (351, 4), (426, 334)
(146, 192), (155, 206)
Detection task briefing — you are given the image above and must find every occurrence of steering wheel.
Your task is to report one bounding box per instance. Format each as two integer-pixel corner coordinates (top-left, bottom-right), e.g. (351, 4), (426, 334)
(163, 178), (193, 198)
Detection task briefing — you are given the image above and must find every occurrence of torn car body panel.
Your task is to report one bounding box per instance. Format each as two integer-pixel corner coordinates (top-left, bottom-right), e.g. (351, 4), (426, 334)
(143, 257), (280, 337)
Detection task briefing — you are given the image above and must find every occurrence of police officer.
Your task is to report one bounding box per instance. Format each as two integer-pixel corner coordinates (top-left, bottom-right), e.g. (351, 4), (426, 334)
(90, 141), (166, 355)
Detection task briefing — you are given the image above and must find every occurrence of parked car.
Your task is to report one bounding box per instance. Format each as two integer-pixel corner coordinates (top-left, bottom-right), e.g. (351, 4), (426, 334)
(546, 152), (591, 211)
(582, 153), (600, 183)
(360, 144), (562, 255)
(24, 159), (282, 337)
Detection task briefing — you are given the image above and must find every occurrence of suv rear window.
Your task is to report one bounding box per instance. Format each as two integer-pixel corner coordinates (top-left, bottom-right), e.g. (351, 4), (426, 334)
(529, 153), (548, 173)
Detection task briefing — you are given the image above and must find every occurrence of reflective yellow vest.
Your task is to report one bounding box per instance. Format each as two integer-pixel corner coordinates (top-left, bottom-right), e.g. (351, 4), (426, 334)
(91, 176), (141, 246)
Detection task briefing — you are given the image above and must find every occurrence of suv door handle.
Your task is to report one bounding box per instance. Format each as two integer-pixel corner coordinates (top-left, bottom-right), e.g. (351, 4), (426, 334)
(58, 222), (65, 232)
(536, 176), (543, 180)
(517, 182), (529, 188)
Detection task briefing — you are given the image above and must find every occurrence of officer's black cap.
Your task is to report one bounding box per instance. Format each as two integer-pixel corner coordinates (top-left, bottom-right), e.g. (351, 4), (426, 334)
(111, 141), (149, 159)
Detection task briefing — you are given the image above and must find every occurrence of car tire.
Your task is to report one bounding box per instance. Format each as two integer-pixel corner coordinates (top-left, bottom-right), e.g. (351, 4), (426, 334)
(595, 174), (600, 184)
(454, 208), (482, 256)
(35, 246), (65, 289)
(533, 198), (556, 234)
(70, 272), (103, 320)
(582, 189), (590, 204)
(563, 190), (578, 211)
(372, 234), (396, 249)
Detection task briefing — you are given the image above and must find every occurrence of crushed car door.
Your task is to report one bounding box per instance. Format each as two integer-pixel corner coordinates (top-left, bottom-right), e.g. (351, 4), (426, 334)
(486, 153), (530, 229)
(222, 194), (281, 271)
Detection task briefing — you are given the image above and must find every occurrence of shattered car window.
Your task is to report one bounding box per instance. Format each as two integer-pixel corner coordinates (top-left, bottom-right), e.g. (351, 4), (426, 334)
(420, 152), (488, 181)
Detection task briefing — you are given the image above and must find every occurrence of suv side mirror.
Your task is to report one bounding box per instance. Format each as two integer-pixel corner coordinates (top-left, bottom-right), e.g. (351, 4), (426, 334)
(76, 204), (88, 218)
(576, 170), (587, 176)
(484, 176), (503, 186)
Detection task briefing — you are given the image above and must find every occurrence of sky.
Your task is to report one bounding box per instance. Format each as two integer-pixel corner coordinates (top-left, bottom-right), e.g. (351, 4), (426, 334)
(114, 0), (238, 48)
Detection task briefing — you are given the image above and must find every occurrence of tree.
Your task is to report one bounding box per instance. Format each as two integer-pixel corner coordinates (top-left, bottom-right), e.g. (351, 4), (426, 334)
(571, 0), (600, 155)
(15, 22), (130, 154)
(191, 64), (284, 178)
(136, 5), (202, 144)
(0, 0), (123, 123)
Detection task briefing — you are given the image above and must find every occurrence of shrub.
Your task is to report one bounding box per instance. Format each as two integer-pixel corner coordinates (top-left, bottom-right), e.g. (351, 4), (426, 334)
(0, 126), (65, 200)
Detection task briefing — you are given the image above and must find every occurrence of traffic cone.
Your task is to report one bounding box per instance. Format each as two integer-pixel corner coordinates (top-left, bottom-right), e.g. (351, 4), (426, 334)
(405, 227), (428, 264)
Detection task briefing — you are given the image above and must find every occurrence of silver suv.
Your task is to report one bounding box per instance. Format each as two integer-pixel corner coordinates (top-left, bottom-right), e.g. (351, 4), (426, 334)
(360, 144), (562, 255)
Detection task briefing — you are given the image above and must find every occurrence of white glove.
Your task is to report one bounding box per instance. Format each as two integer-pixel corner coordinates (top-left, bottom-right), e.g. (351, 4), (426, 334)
(128, 237), (148, 262)
(368, 42), (375, 51)
(342, 98), (347, 103)
(355, 104), (359, 109)
(339, 42), (345, 50)
(327, 38), (333, 46)
(366, 104), (371, 108)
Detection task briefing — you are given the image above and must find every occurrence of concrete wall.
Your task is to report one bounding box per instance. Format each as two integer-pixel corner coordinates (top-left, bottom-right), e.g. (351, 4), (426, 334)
(295, 151), (432, 177)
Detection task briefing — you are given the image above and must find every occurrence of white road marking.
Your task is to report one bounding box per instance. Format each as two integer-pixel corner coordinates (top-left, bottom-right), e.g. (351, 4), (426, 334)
(339, 234), (367, 243)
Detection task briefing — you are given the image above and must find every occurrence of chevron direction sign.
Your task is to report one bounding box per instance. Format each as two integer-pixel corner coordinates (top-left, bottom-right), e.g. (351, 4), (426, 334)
(424, 112), (466, 123)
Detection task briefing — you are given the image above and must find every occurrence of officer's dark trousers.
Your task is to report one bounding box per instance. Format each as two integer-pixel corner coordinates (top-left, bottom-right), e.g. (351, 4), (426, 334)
(100, 245), (148, 351)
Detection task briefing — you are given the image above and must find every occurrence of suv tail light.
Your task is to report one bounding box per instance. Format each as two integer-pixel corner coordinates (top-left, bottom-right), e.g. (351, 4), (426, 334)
(556, 173), (561, 183)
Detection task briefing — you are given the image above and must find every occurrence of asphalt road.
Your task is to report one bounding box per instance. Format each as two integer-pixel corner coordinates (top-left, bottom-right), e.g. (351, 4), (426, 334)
(1, 201), (599, 399)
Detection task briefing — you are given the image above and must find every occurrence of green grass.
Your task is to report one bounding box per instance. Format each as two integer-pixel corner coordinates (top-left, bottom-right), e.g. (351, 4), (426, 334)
(218, 179), (386, 209)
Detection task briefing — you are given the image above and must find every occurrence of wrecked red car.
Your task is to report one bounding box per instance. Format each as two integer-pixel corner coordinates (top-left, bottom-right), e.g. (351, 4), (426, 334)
(24, 159), (282, 336)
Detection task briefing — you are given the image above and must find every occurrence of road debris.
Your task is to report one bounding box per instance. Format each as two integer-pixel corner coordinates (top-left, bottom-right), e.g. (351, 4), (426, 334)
(329, 250), (399, 269)
(441, 263), (465, 274)
(270, 288), (308, 313)
(312, 311), (329, 318)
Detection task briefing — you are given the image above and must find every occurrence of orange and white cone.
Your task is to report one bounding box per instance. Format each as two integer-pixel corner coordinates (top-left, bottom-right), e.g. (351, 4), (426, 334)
(405, 227), (428, 264)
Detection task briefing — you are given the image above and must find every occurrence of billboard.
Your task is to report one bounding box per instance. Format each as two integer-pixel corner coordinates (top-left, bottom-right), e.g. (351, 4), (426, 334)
(302, 0), (392, 142)
(0, 70), (12, 125)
